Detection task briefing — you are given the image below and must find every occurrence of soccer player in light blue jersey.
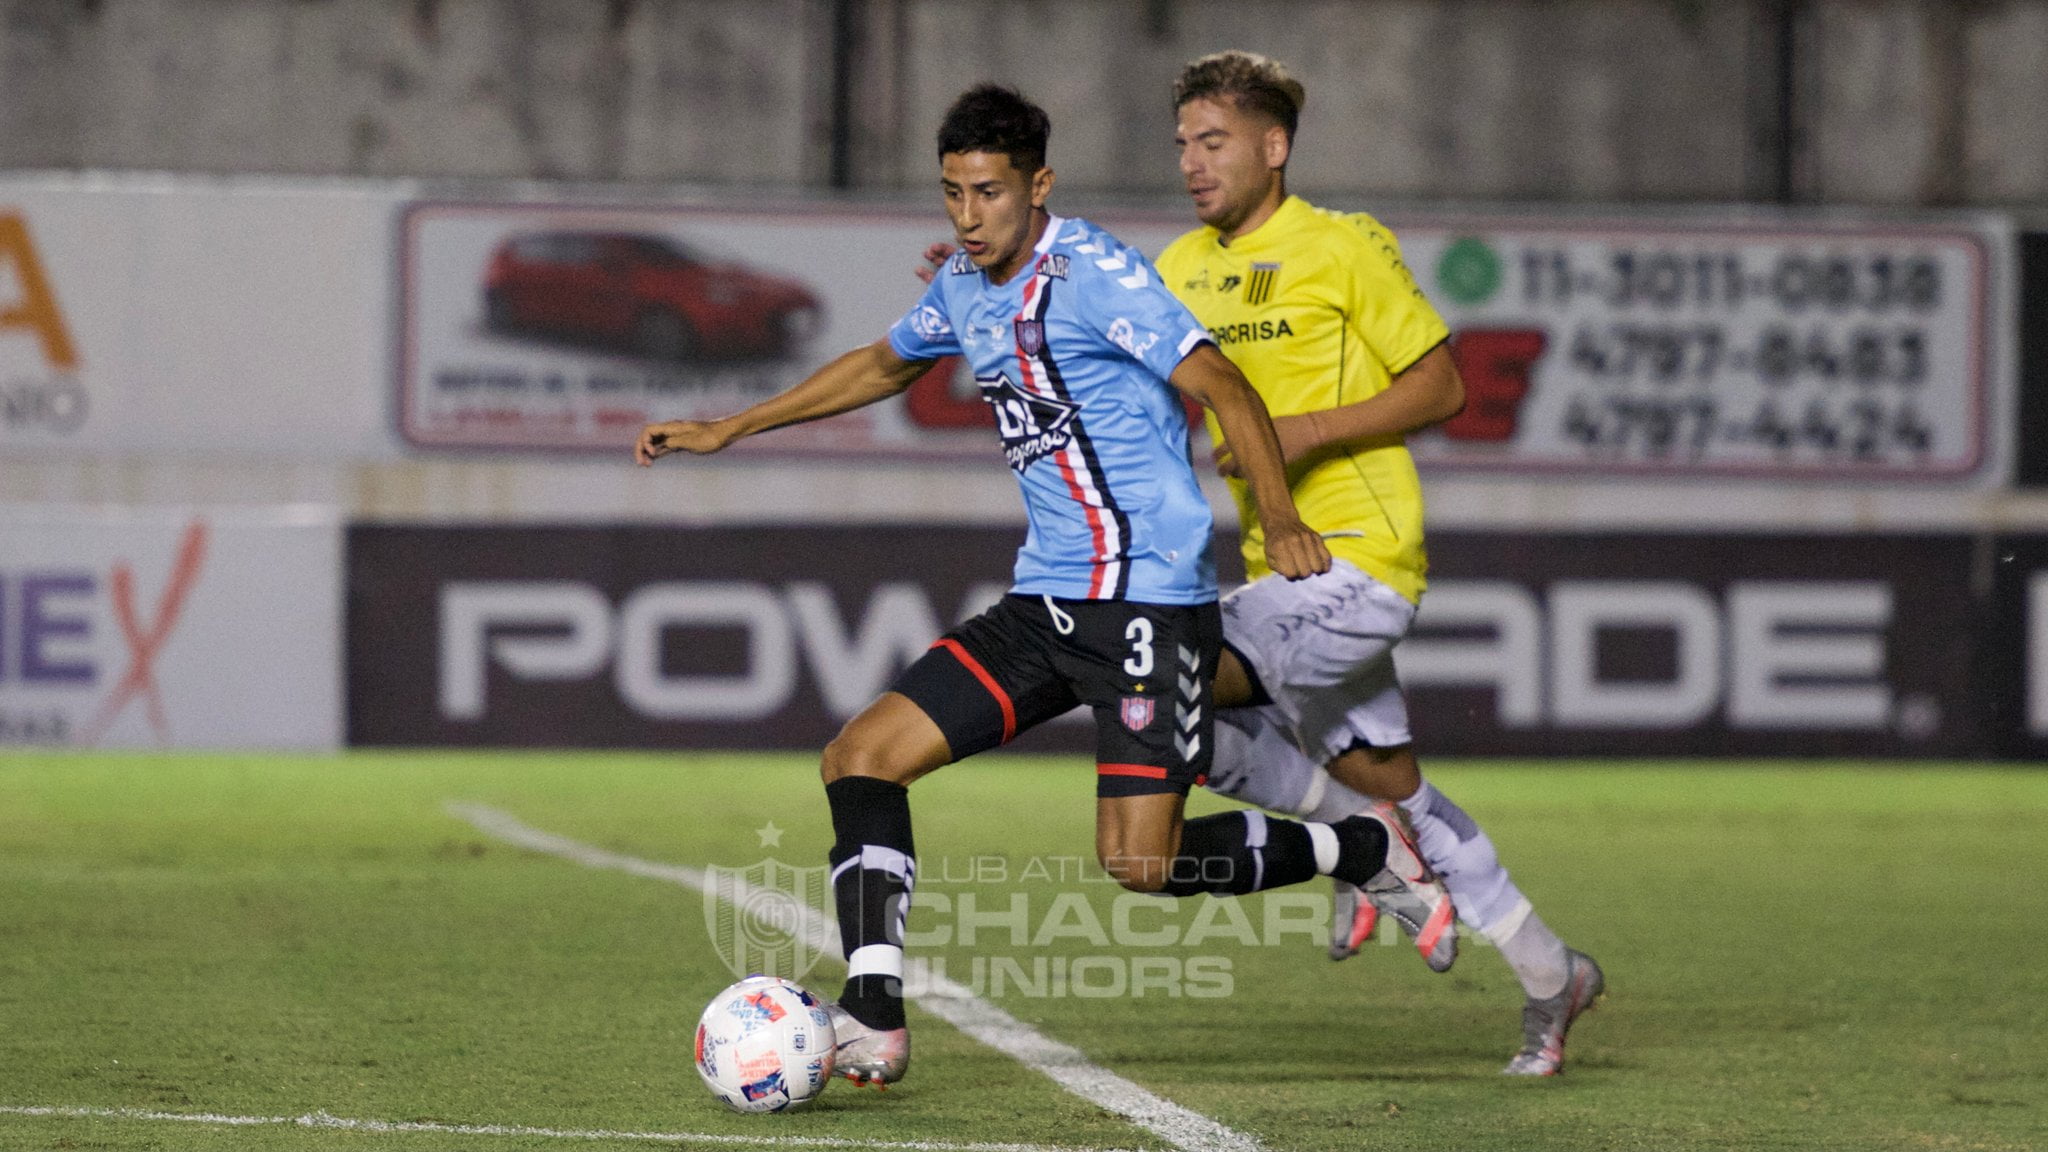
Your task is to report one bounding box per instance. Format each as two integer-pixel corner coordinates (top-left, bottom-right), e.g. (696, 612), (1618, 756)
(637, 85), (1452, 1088)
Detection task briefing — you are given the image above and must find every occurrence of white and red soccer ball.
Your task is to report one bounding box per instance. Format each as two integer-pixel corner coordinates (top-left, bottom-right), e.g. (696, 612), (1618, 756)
(695, 976), (837, 1113)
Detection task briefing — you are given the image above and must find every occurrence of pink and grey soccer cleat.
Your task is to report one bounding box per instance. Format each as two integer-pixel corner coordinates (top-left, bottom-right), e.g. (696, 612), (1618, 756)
(1502, 949), (1605, 1076)
(1329, 878), (1377, 960)
(1349, 801), (1457, 973)
(825, 1002), (909, 1087)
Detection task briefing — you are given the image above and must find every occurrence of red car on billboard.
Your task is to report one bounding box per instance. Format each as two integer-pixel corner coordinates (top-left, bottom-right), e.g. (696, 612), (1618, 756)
(482, 231), (822, 363)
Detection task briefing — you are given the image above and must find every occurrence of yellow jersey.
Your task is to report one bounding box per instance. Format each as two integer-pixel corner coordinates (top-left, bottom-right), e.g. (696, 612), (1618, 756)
(1157, 196), (1449, 602)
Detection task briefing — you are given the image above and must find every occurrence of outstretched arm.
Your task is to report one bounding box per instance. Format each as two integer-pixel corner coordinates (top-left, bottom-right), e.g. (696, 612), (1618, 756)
(1170, 343), (1332, 581)
(1216, 342), (1465, 476)
(635, 339), (929, 464)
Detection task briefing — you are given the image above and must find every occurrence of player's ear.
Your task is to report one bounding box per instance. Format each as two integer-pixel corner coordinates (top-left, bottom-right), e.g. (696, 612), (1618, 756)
(1263, 124), (1291, 172)
(1030, 165), (1056, 208)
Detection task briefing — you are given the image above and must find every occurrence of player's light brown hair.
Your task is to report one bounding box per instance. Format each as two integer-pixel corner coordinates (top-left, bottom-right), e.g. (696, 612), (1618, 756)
(1172, 50), (1306, 142)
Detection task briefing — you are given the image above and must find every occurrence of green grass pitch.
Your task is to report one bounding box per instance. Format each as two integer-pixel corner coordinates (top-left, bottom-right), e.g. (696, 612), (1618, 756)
(0, 752), (2041, 1151)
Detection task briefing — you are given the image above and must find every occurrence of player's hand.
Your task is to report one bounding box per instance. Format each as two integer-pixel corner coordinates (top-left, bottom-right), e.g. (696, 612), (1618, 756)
(914, 241), (956, 284)
(1215, 413), (1320, 478)
(1262, 518), (1332, 581)
(635, 419), (734, 465)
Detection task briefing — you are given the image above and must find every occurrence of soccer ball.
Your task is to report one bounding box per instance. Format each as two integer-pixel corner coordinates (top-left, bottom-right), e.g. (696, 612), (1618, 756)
(694, 975), (837, 1113)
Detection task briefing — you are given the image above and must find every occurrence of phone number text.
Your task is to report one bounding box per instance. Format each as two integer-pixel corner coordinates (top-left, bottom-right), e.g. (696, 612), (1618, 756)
(1521, 248), (1944, 313)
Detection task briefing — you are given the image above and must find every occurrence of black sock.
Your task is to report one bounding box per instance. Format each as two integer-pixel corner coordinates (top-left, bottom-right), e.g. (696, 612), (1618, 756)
(825, 776), (915, 1031)
(1160, 810), (1321, 897)
(1326, 813), (1390, 887)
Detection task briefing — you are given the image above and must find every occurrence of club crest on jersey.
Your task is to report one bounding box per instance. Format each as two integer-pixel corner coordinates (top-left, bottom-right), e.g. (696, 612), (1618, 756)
(1014, 318), (1045, 357)
(1120, 695), (1155, 732)
(1247, 262), (1282, 305)
(978, 372), (1080, 473)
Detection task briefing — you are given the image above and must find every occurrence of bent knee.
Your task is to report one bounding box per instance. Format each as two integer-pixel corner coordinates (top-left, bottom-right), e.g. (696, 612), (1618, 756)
(821, 729), (902, 784)
(1098, 852), (1171, 894)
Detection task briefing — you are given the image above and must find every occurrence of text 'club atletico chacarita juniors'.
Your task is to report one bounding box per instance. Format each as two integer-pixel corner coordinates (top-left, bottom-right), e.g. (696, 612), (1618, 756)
(889, 214), (1218, 604)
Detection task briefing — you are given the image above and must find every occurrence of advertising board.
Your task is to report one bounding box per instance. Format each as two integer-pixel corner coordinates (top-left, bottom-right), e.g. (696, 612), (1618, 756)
(0, 181), (392, 459)
(393, 200), (2013, 484)
(348, 523), (2017, 758)
(0, 176), (2012, 487)
(0, 509), (342, 749)
(1402, 219), (2007, 481)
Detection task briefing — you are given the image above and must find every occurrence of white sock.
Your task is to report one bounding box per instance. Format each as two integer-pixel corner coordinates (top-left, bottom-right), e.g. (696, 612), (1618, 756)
(1400, 778), (1571, 1000)
(1494, 912), (1571, 1000)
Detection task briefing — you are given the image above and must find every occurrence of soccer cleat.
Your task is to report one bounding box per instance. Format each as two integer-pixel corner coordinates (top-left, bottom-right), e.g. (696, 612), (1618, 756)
(825, 1001), (910, 1087)
(1502, 949), (1605, 1076)
(1348, 801), (1458, 973)
(1328, 878), (1377, 960)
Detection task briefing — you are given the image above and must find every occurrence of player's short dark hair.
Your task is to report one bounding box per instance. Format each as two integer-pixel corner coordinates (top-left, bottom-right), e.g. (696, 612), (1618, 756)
(936, 84), (1051, 175)
(1173, 50), (1306, 143)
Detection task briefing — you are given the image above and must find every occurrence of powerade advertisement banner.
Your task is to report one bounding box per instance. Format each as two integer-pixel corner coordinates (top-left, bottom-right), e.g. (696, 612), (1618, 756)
(348, 525), (1030, 750)
(346, 523), (2042, 758)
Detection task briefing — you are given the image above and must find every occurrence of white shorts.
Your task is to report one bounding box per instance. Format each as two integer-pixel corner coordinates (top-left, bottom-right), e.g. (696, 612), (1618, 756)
(1218, 558), (1416, 765)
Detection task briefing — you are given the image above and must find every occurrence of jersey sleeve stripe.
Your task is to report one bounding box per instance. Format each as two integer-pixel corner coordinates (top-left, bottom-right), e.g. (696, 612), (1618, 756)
(933, 638), (1015, 743)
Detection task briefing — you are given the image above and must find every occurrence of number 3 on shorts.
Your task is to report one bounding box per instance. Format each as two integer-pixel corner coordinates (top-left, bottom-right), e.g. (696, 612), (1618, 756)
(1124, 617), (1154, 676)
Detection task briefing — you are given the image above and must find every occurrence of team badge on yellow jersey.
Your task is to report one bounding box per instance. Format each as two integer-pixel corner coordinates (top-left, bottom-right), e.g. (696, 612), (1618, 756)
(1246, 262), (1281, 305)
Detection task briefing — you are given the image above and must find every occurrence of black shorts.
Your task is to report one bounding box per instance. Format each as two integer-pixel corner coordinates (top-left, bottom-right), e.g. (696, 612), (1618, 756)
(891, 594), (1222, 798)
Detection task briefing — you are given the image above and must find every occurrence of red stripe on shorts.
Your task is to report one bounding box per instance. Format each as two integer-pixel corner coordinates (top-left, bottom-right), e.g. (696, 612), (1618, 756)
(935, 638), (1015, 743)
(1097, 763), (1169, 779)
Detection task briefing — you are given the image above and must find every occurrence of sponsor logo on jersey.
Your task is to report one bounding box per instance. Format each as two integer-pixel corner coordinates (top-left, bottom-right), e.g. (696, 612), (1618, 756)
(1014, 318), (1045, 357)
(1105, 317), (1159, 361)
(1210, 318), (1295, 346)
(1217, 274), (1241, 293)
(1246, 262), (1282, 305)
(908, 304), (953, 342)
(979, 372), (1080, 473)
(1120, 695), (1155, 731)
(948, 252), (975, 275)
(1040, 253), (1070, 279)
(1182, 266), (1210, 292)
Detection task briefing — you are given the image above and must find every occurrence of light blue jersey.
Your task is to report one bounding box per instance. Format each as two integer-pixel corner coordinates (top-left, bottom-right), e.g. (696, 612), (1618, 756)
(889, 215), (1217, 604)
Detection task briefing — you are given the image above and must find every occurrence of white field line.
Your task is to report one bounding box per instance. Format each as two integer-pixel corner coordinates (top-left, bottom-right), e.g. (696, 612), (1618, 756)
(0, 1103), (1141, 1151)
(447, 803), (1267, 1152)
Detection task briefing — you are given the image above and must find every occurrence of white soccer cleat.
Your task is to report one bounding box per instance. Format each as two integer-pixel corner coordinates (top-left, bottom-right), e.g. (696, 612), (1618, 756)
(1351, 801), (1457, 973)
(824, 1002), (909, 1088)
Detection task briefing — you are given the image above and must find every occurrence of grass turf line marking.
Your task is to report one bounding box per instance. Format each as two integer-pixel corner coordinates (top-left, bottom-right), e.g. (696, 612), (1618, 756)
(0, 1104), (1144, 1151)
(448, 802), (1266, 1152)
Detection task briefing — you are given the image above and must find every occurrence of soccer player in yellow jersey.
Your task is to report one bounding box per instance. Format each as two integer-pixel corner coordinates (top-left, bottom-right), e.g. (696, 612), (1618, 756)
(1155, 51), (1604, 1076)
